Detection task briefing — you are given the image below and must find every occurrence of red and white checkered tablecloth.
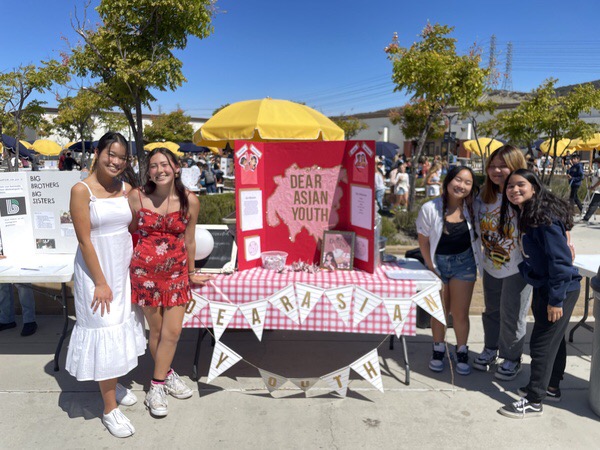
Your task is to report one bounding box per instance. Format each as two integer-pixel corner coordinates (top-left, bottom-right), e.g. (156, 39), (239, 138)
(186, 264), (424, 336)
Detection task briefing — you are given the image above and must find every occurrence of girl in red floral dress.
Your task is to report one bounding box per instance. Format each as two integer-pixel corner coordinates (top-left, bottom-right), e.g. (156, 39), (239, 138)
(129, 148), (211, 418)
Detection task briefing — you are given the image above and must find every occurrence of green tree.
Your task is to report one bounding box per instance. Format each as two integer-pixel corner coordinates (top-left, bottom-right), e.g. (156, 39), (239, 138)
(144, 108), (194, 142)
(212, 103), (230, 116)
(69, 0), (215, 178)
(332, 115), (368, 139)
(385, 24), (489, 210)
(0, 61), (69, 171)
(389, 99), (446, 143)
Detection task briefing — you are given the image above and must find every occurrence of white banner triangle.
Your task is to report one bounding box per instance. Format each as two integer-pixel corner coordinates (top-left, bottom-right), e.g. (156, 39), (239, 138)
(209, 301), (238, 341)
(324, 285), (354, 326)
(182, 292), (209, 325)
(383, 298), (412, 338)
(320, 367), (350, 397)
(412, 283), (446, 326)
(259, 369), (289, 393)
(350, 349), (384, 393)
(206, 341), (243, 383)
(352, 286), (383, 327)
(238, 300), (269, 341)
(268, 284), (299, 324)
(295, 283), (324, 323)
(289, 377), (320, 393)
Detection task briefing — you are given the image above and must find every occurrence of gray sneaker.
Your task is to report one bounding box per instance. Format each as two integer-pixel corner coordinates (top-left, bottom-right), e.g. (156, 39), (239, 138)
(144, 383), (168, 417)
(165, 370), (193, 399)
(473, 347), (498, 372)
(495, 359), (522, 381)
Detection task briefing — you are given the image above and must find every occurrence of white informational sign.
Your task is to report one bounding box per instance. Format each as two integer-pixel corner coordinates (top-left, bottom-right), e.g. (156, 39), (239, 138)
(239, 189), (263, 231)
(350, 185), (372, 230)
(0, 171), (81, 256)
(181, 167), (200, 191)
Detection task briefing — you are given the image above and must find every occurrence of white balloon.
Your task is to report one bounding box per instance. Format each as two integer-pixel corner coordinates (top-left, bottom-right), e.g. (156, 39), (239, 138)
(195, 228), (214, 260)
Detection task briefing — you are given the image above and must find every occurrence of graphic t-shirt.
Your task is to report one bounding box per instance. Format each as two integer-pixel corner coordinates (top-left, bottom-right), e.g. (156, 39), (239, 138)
(476, 194), (522, 278)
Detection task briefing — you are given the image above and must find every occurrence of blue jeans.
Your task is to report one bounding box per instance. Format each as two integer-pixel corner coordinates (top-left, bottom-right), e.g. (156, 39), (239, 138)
(435, 248), (477, 284)
(0, 283), (36, 324)
(376, 188), (385, 210)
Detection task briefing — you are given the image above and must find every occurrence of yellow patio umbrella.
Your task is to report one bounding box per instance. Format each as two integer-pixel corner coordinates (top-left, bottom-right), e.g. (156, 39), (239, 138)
(192, 98), (345, 148)
(19, 140), (33, 149)
(31, 139), (62, 156)
(63, 141), (76, 149)
(144, 141), (184, 158)
(539, 138), (578, 157)
(463, 138), (504, 156)
(575, 133), (600, 151)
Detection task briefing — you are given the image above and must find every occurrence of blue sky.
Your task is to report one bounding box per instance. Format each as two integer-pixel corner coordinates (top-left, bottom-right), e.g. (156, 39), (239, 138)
(3, 0), (600, 118)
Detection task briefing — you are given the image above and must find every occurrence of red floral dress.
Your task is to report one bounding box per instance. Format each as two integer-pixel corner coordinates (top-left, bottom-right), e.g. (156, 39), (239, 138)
(130, 208), (191, 307)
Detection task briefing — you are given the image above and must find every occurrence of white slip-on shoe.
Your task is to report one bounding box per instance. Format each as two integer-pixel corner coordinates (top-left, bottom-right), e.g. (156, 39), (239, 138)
(102, 408), (135, 438)
(116, 383), (138, 407)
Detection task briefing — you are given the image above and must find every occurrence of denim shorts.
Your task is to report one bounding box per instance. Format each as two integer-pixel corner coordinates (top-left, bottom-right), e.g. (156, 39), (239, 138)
(435, 248), (477, 284)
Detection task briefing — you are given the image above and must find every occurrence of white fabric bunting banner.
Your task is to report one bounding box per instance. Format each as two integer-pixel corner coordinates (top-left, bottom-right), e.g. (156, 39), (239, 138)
(259, 369), (289, 393)
(321, 366), (351, 398)
(412, 283), (446, 326)
(268, 284), (299, 324)
(209, 301), (239, 341)
(295, 283), (324, 323)
(182, 292), (209, 325)
(383, 298), (413, 338)
(352, 286), (383, 327)
(289, 377), (320, 392)
(324, 285), (354, 326)
(207, 341), (243, 383)
(350, 349), (384, 393)
(238, 300), (269, 341)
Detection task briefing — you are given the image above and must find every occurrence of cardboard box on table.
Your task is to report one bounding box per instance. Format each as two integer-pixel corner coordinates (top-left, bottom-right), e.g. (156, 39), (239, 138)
(234, 140), (377, 273)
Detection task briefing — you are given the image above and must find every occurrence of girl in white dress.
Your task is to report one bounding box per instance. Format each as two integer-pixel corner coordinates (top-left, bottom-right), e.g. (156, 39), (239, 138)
(66, 132), (146, 438)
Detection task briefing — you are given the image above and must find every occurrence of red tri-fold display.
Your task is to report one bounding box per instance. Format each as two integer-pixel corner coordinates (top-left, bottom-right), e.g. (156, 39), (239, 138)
(235, 140), (376, 273)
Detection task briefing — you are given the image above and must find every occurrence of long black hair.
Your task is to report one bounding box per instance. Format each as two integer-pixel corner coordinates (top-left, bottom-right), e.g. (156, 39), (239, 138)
(441, 166), (479, 236)
(499, 169), (573, 237)
(92, 131), (138, 187)
(143, 147), (190, 215)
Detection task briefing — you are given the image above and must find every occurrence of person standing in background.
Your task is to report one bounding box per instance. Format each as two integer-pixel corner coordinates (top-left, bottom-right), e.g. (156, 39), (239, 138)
(567, 153), (584, 214)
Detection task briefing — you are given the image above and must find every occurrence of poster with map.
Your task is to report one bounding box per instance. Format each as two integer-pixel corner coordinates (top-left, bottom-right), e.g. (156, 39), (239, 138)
(235, 140), (376, 273)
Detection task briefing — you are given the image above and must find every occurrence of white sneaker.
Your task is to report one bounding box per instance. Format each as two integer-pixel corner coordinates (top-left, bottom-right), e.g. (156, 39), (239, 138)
(165, 370), (193, 399)
(144, 383), (168, 417)
(102, 408), (135, 438)
(116, 383), (137, 406)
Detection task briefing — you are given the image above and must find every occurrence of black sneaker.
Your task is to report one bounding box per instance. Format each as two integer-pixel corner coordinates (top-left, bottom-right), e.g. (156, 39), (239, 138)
(0, 322), (17, 332)
(21, 322), (37, 337)
(518, 386), (562, 403)
(429, 344), (445, 372)
(498, 398), (543, 419)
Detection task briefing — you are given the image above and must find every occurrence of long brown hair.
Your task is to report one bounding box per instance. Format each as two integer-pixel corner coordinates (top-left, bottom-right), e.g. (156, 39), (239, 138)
(481, 145), (526, 204)
(143, 148), (190, 215)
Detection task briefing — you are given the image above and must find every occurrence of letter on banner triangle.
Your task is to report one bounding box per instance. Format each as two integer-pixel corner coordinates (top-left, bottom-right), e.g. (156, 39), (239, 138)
(350, 349), (384, 393)
(295, 283), (324, 323)
(258, 369), (289, 393)
(412, 284), (446, 326)
(267, 284), (299, 324)
(352, 286), (383, 327)
(209, 301), (239, 341)
(289, 377), (320, 393)
(323, 285), (354, 326)
(206, 341), (243, 383)
(383, 298), (412, 338)
(320, 367), (351, 398)
(238, 300), (268, 341)
(182, 292), (209, 325)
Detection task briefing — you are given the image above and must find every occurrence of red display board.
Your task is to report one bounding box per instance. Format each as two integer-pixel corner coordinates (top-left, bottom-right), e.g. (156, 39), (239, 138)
(235, 141), (376, 273)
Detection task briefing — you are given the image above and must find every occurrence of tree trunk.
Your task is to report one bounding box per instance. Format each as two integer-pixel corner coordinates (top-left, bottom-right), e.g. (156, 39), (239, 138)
(407, 114), (435, 212)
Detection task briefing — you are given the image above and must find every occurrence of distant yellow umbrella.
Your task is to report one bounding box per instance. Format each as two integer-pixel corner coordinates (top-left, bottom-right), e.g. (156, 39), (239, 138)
(463, 138), (504, 156)
(575, 133), (600, 151)
(19, 140), (33, 149)
(32, 139), (62, 156)
(539, 138), (577, 157)
(192, 98), (345, 148)
(144, 141), (183, 158)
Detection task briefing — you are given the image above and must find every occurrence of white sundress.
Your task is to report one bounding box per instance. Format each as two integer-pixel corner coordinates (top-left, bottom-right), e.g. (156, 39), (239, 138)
(66, 181), (146, 381)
